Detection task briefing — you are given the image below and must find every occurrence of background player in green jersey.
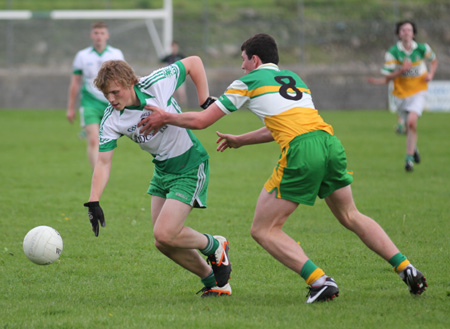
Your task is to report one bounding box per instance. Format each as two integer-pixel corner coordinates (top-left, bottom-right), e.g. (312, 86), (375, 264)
(139, 33), (427, 303)
(368, 20), (438, 172)
(84, 58), (231, 297)
(66, 21), (125, 170)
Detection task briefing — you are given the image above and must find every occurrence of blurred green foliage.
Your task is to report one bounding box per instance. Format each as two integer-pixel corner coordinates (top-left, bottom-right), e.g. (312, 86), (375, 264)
(1, 0), (448, 20)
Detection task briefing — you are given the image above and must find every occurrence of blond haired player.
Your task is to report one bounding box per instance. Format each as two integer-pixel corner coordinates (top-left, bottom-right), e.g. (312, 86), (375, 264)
(84, 58), (231, 297)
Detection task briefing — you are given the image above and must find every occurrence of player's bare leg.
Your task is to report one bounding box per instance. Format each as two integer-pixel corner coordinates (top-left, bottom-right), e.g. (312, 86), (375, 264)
(404, 112), (419, 171)
(85, 123), (100, 170)
(406, 112), (418, 156)
(251, 188), (339, 302)
(326, 185), (427, 294)
(325, 185), (399, 260)
(151, 196), (212, 278)
(250, 188), (309, 273)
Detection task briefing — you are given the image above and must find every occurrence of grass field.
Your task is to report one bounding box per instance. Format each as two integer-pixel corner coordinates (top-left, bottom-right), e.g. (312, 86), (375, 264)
(0, 109), (449, 329)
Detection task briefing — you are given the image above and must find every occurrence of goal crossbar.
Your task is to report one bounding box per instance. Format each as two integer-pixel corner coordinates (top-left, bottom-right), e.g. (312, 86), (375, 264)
(0, 10), (168, 20)
(0, 0), (173, 57)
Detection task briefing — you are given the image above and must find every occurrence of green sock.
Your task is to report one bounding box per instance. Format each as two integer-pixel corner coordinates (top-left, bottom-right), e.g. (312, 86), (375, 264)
(300, 259), (325, 285)
(199, 233), (219, 256)
(300, 260), (318, 280)
(201, 270), (216, 288)
(388, 253), (406, 267)
(388, 253), (410, 273)
(405, 154), (414, 162)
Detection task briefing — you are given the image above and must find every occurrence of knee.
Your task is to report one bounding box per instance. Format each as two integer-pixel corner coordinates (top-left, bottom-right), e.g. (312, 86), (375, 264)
(153, 229), (175, 248)
(250, 223), (269, 246)
(87, 135), (99, 148)
(336, 210), (360, 231)
(154, 238), (164, 251)
(250, 224), (261, 243)
(406, 117), (417, 132)
(407, 122), (416, 132)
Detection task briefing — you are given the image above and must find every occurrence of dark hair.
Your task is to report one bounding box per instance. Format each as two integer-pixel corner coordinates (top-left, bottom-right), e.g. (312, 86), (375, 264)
(241, 33), (279, 65)
(396, 20), (417, 36)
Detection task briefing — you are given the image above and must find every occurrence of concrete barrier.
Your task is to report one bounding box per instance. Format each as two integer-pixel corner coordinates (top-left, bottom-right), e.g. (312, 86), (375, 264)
(0, 66), (428, 111)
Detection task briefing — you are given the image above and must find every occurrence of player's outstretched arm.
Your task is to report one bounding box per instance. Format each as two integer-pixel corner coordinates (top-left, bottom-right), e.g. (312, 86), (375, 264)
(67, 74), (82, 123)
(84, 150), (113, 237)
(139, 103), (226, 135)
(88, 150), (113, 202)
(366, 76), (388, 85)
(216, 127), (274, 152)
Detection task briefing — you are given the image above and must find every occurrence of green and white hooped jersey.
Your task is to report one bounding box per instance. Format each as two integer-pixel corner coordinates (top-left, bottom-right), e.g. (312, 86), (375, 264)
(73, 45), (125, 108)
(98, 61), (209, 174)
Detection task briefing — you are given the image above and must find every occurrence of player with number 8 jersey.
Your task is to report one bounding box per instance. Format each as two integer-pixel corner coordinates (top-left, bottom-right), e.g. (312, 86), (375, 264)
(214, 61), (347, 207)
(138, 33), (427, 303)
(216, 63), (333, 150)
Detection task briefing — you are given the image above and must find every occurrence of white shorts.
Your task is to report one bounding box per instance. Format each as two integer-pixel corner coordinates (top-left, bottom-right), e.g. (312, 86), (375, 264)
(394, 91), (427, 118)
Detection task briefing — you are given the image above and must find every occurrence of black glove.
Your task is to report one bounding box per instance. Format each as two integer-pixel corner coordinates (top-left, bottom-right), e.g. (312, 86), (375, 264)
(84, 201), (105, 237)
(200, 96), (217, 109)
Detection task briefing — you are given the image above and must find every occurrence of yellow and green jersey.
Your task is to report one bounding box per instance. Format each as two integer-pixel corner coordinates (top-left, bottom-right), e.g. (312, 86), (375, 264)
(381, 41), (436, 98)
(215, 63), (333, 149)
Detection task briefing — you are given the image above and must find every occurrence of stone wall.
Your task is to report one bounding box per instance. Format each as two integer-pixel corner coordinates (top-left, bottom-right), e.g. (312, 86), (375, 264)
(0, 66), (391, 110)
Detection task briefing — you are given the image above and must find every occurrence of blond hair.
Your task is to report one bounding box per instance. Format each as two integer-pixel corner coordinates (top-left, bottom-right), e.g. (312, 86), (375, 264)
(94, 60), (139, 93)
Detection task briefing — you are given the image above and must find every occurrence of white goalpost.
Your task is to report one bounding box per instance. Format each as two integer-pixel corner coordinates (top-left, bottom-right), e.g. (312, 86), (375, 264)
(0, 0), (173, 57)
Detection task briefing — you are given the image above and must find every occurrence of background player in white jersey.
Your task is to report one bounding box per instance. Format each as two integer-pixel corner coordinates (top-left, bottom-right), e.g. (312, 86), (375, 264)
(66, 21), (125, 169)
(83, 58), (231, 297)
(139, 33), (427, 303)
(368, 20), (438, 172)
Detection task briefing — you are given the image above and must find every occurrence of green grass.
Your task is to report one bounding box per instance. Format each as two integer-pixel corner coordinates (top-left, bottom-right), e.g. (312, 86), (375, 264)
(0, 109), (449, 329)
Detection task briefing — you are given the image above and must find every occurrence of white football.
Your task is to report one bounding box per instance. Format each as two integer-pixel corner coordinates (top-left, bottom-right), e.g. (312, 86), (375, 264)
(23, 226), (63, 265)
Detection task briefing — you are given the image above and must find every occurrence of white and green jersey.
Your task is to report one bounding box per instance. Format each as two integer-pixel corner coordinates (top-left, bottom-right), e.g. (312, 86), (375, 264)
(98, 61), (209, 174)
(215, 63), (333, 149)
(381, 41), (436, 98)
(73, 45), (125, 109)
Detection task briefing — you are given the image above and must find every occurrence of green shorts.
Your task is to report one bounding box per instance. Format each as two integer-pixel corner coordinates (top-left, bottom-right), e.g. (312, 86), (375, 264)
(147, 160), (209, 208)
(80, 105), (107, 126)
(264, 130), (353, 206)
(80, 97), (109, 126)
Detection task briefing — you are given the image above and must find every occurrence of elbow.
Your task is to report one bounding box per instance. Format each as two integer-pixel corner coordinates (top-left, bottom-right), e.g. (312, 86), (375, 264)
(190, 55), (202, 65)
(187, 114), (212, 130)
(191, 119), (209, 130)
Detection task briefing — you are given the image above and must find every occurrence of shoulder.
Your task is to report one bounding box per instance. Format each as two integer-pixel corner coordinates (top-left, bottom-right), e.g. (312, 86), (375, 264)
(101, 106), (116, 124)
(385, 44), (401, 60)
(387, 43), (400, 53)
(76, 46), (94, 56)
(107, 45), (123, 53)
(136, 71), (167, 92)
(105, 46), (125, 59)
(416, 42), (431, 51)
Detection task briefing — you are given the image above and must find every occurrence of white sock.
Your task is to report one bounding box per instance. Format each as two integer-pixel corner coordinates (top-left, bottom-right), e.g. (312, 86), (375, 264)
(311, 275), (327, 287)
(398, 264), (415, 280)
